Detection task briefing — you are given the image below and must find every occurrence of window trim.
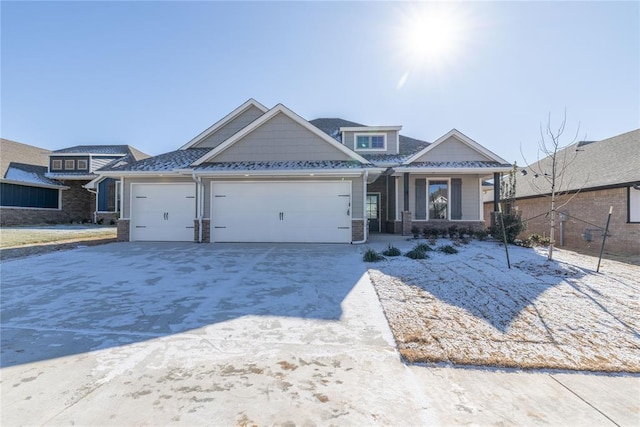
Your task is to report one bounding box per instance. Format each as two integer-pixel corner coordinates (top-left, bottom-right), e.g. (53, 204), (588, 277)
(51, 159), (62, 170)
(354, 132), (387, 151)
(77, 159), (88, 170)
(64, 159), (75, 170)
(628, 186), (640, 223)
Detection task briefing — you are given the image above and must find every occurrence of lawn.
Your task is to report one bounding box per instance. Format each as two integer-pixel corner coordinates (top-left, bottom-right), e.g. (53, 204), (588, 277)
(366, 239), (640, 373)
(0, 225), (116, 249)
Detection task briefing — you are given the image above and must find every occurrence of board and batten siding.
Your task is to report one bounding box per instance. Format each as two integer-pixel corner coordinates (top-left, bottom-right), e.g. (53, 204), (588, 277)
(202, 176), (365, 220)
(413, 136), (492, 163)
(407, 174), (481, 221)
(342, 130), (399, 155)
(194, 105), (265, 149)
(211, 113), (353, 162)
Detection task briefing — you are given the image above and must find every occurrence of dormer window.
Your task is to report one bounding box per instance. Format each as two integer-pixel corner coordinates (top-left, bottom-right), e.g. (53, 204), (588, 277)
(64, 160), (75, 170)
(52, 160), (62, 170)
(355, 133), (386, 151)
(77, 159), (88, 170)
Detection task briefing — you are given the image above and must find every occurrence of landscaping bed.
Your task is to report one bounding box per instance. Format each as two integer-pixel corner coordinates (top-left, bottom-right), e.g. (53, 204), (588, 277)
(365, 239), (640, 373)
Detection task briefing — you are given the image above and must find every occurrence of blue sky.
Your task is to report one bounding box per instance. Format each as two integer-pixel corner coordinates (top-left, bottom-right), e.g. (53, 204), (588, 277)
(2, 1), (638, 164)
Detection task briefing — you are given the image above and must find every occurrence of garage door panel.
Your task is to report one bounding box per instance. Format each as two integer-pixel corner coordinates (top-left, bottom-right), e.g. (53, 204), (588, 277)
(211, 182), (351, 243)
(131, 184), (195, 242)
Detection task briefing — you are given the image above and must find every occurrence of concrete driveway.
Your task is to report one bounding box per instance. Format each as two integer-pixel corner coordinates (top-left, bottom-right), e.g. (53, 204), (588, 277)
(1, 242), (638, 426)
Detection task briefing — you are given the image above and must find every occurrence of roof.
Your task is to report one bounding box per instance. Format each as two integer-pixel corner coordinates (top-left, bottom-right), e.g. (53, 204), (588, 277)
(3, 162), (66, 188)
(1, 138), (51, 178)
(397, 161), (512, 169)
(53, 145), (136, 155)
(309, 118), (430, 156)
(517, 128), (640, 198)
(105, 148), (211, 172)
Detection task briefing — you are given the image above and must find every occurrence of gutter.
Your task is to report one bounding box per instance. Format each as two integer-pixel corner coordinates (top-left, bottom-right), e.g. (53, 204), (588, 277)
(191, 170), (204, 243)
(351, 170), (369, 244)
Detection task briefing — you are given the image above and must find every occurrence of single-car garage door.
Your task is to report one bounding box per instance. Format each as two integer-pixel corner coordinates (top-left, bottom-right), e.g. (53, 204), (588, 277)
(130, 183), (196, 241)
(211, 181), (352, 243)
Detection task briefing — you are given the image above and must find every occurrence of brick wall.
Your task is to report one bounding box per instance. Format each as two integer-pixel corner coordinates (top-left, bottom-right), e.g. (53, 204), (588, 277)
(352, 219), (365, 242)
(0, 207), (69, 226)
(487, 187), (640, 256)
(117, 219), (130, 242)
(193, 219), (211, 243)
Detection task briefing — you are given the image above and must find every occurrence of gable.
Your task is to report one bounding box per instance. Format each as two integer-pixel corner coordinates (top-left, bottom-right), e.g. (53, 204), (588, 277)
(202, 112), (355, 163)
(191, 104), (266, 149)
(412, 136), (493, 163)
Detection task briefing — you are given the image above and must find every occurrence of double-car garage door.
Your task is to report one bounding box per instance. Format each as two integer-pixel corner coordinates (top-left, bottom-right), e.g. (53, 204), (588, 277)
(130, 181), (352, 243)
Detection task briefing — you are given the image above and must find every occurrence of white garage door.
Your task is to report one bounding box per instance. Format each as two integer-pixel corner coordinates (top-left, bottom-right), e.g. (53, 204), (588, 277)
(130, 183), (196, 242)
(211, 182), (352, 243)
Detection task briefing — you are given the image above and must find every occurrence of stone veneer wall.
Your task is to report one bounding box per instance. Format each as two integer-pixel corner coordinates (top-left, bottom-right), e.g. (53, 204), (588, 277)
(352, 219), (365, 242)
(193, 219), (211, 243)
(117, 219), (130, 242)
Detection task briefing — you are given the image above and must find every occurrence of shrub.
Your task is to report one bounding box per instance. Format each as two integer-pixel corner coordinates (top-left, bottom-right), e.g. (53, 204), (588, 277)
(475, 230), (489, 241)
(438, 244), (459, 254)
(528, 233), (551, 245)
(410, 225), (420, 237)
(414, 243), (433, 252)
(382, 245), (402, 256)
(489, 211), (526, 244)
(405, 248), (428, 259)
(447, 225), (459, 238)
(363, 248), (385, 262)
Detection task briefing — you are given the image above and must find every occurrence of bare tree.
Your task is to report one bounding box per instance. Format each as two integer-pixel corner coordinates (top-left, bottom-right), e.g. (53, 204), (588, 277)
(521, 111), (585, 261)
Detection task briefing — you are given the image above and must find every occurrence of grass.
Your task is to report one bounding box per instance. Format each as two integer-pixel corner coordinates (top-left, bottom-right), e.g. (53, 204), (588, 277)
(0, 225), (116, 249)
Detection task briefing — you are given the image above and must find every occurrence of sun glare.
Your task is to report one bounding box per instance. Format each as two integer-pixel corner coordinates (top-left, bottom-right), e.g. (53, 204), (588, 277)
(395, 4), (471, 87)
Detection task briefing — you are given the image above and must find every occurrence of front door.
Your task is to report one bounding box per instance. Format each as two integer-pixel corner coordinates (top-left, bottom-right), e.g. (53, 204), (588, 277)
(366, 193), (380, 232)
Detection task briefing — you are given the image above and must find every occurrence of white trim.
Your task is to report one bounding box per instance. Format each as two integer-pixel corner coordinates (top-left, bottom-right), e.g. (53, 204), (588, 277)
(396, 133), (400, 154)
(395, 176), (400, 222)
(339, 126), (402, 132)
(64, 159), (76, 170)
(479, 179), (484, 221)
(77, 159), (88, 170)
(354, 133), (387, 152)
(403, 129), (510, 165)
(191, 104), (371, 166)
(51, 153), (126, 157)
(0, 205), (62, 211)
(366, 191), (382, 232)
(179, 99), (269, 150)
(393, 166), (513, 174)
(45, 173), (96, 180)
(51, 159), (63, 170)
(179, 167), (386, 179)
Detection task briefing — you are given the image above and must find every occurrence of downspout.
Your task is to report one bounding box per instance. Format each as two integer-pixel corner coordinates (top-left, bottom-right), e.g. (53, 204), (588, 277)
(352, 170), (369, 244)
(191, 170), (203, 243)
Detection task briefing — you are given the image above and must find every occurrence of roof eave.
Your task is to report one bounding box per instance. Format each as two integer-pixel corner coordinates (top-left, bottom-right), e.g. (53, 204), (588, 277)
(0, 178), (69, 190)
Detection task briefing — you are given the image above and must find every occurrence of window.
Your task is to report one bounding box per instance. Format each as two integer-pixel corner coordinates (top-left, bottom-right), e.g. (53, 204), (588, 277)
(355, 133), (386, 151)
(77, 159), (88, 170)
(51, 160), (62, 170)
(429, 180), (449, 220)
(64, 159), (75, 170)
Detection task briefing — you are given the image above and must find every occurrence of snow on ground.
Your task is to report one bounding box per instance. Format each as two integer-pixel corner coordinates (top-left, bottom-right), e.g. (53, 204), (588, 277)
(365, 237), (640, 372)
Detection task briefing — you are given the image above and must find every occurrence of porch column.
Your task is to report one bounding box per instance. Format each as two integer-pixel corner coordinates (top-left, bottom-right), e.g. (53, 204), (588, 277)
(403, 173), (409, 212)
(493, 172), (500, 212)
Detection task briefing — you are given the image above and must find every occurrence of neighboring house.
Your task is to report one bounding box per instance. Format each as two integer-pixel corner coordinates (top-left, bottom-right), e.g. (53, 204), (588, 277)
(0, 139), (149, 226)
(98, 99), (512, 243)
(483, 128), (640, 256)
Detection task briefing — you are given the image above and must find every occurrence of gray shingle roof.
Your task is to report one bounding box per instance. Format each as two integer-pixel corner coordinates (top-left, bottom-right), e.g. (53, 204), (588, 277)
(53, 145), (133, 155)
(309, 118), (430, 155)
(106, 148), (211, 172)
(4, 162), (64, 187)
(517, 128), (640, 198)
(196, 160), (369, 172)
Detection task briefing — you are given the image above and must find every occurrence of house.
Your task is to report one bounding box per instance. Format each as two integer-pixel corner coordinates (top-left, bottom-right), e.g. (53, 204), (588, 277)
(483, 128), (640, 256)
(0, 139), (149, 226)
(98, 99), (511, 243)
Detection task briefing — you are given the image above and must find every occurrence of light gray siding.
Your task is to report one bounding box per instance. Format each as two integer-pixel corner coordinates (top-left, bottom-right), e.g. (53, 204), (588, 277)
(413, 136), (491, 163)
(193, 105), (265, 149)
(211, 113), (353, 162)
(342, 130), (399, 155)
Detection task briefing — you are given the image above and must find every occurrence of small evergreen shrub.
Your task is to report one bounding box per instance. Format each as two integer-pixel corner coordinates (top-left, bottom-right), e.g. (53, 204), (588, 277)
(528, 233), (551, 245)
(414, 243), (433, 252)
(405, 248), (428, 259)
(363, 248), (385, 262)
(490, 211), (526, 244)
(410, 225), (420, 237)
(438, 244), (459, 254)
(382, 245), (402, 257)
(475, 230), (489, 241)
